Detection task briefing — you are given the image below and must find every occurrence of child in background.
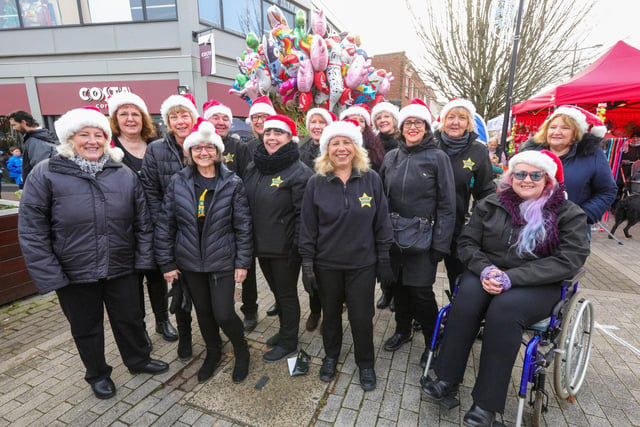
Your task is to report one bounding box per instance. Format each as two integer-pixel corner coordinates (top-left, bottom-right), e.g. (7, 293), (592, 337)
(6, 146), (23, 188)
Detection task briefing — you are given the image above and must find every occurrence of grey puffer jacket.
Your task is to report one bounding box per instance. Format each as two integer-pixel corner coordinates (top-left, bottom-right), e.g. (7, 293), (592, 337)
(154, 164), (253, 274)
(22, 128), (58, 183)
(18, 155), (154, 294)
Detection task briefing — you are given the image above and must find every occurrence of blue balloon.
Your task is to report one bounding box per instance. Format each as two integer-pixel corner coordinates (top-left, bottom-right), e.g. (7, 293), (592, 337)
(474, 113), (489, 144)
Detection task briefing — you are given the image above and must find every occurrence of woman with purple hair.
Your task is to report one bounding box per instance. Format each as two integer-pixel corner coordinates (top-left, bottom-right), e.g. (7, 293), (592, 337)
(422, 150), (590, 427)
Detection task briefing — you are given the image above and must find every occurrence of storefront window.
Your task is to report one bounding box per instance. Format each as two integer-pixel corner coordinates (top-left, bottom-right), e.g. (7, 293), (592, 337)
(222, 0), (261, 35)
(19, 0), (81, 27)
(198, 0), (221, 26)
(145, 0), (176, 20)
(1, 0), (20, 29)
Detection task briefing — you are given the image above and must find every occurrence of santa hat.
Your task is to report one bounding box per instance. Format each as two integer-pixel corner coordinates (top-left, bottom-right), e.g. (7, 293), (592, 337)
(550, 105), (607, 138)
(249, 95), (276, 118)
(306, 108), (334, 129)
(371, 102), (400, 129)
(183, 118), (224, 154)
(160, 94), (199, 125)
(107, 92), (148, 116)
(509, 150), (562, 183)
(203, 99), (233, 122)
(319, 119), (363, 155)
(55, 106), (123, 161)
(339, 105), (371, 126)
(264, 114), (299, 142)
(399, 99), (432, 128)
(440, 98), (476, 122)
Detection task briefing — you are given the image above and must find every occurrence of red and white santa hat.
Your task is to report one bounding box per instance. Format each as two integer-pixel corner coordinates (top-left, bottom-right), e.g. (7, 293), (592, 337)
(439, 98), (476, 121)
(183, 118), (224, 153)
(399, 98), (432, 128)
(160, 94), (199, 125)
(249, 95), (276, 118)
(306, 108), (334, 129)
(550, 105), (607, 138)
(508, 149), (564, 183)
(264, 114), (298, 142)
(202, 99), (233, 122)
(371, 102), (400, 129)
(55, 106), (123, 161)
(107, 92), (149, 116)
(319, 119), (363, 155)
(339, 105), (371, 126)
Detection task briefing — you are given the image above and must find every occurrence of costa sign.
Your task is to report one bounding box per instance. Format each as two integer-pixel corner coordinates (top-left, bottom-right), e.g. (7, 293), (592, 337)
(79, 86), (132, 102)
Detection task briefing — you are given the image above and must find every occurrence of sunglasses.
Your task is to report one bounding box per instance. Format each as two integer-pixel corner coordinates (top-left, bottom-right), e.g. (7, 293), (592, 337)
(513, 170), (546, 182)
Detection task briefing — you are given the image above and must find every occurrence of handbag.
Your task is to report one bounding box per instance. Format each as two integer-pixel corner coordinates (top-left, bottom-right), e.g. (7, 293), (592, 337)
(389, 212), (433, 254)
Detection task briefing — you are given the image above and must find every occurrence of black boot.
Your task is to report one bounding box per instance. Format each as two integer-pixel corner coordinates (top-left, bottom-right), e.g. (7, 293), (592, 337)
(156, 320), (178, 342)
(232, 341), (250, 383)
(243, 312), (258, 332)
(197, 349), (222, 383)
(463, 404), (496, 427)
(421, 378), (459, 401)
(376, 290), (392, 309)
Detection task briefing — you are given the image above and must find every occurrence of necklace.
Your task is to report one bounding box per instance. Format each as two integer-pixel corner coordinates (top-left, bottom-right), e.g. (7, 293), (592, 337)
(119, 137), (147, 159)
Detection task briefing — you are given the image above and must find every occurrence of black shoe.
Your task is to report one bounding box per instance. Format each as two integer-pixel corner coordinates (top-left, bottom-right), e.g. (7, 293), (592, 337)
(384, 333), (412, 352)
(91, 378), (116, 399)
(197, 350), (222, 383)
(305, 312), (321, 331)
(413, 320), (422, 331)
(243, 313), (258, 332)
(156, 320), (178, 342)
(376, 292), (392, 309)
(263, 345), (296, 362)
(420, 349), (430, 369)
(463, 404), (496, 427)
(266, 333), (280, 347)
(266, 302), (280, 317)
(359, 368), (377, 391)
(319, 357), (338, 382)
(177, 334), (193, 360)
(232, 343), (250, 383)
(421, 378), (459, 401)
(129, 359), (170, 375)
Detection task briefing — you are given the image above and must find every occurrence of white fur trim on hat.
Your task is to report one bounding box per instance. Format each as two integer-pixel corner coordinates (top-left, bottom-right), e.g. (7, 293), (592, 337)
(107, 92), (148, 116)
(183, 121), (224, 153)
(306, 108), (334, 129)
(54, 108), (124, 161)
(399, 103), (432, 128)
(551, 106), (588, 134)
(160, 95), (199, 124)
(319, 120), (363, 155)
(371, 102), (400, 130)
(440, 98), (476, 122)
(340, 106), (371, 126)
(203, 102), (233, 122)
(249, 98), (276, 118)
(509, 151), (557, 179)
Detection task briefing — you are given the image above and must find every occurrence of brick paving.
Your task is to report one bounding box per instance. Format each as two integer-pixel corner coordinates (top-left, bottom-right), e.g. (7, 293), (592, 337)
(0, 218), (639, 426)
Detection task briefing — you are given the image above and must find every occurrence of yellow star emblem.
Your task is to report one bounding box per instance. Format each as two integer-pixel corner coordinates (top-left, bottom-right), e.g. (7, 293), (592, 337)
(359, 192), (372, 208)
(224, 152), (235, 163)
(462, 157), (475, 170)
(271, 176), (284, 188)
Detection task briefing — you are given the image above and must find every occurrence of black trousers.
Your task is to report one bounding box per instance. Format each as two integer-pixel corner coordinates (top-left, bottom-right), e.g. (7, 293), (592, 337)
(137, 268), (169, 322)
(443, 253), (465, 295)
(240, 259), (258, 316)
(434, 271), (562, 413)
(181, 271), (244, 352)
(391, 272), (438, 345)
(56, 273), (151, 384)
(316, 265), (376, 369)
(308, 290), (322, 314)
(258, 257), (300, 350)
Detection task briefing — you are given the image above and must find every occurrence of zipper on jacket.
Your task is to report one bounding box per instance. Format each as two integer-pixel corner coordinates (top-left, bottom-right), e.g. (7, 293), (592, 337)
(343, 182), (349, 209)
(400, 153), (412, 205)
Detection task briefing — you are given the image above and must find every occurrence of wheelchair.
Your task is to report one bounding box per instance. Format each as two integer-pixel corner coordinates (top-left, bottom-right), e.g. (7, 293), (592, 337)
(420, 269), (594, 427)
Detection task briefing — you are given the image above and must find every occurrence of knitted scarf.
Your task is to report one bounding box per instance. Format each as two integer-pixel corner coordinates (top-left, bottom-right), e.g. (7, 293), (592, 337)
(71, 154), (109, 177)
(440, 132), (471, 156)
(253, 141), (300, 175)
(498, 184), (566, 257)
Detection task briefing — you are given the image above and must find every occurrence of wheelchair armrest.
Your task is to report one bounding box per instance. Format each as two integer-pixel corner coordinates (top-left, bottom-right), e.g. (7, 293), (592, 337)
(561, 267), (585, 287)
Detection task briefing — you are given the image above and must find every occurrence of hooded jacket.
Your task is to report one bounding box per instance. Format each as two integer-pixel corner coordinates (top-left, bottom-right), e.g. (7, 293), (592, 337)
(520, 133), (617, 224)
(18, 155), (154, 294)
(21, 128), (58, 183)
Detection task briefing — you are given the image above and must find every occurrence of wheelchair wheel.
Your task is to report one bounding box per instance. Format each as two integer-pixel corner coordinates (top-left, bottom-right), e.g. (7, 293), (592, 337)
(553, 292), (594, 399)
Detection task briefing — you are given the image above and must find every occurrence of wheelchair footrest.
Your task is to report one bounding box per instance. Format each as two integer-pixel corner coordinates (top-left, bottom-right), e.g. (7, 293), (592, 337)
(439, 395), (460, 410)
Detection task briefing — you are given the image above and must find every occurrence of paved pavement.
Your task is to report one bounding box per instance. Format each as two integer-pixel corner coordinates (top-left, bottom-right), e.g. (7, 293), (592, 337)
(1, 218), (640, 426)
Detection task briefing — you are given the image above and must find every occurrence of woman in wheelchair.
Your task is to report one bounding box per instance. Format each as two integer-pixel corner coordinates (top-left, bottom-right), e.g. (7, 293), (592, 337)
(422, 150), (590, 427)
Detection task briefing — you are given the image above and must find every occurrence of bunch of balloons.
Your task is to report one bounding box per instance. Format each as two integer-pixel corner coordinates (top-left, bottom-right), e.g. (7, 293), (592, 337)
(229, 5), (394, 120)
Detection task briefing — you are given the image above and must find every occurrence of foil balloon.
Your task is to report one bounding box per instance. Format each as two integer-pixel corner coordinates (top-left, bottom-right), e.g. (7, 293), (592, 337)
(314, 91), (330, 106)
(298, 91), (313, 111)
(345, 54), (372, 90)
(267, 5), (288, 29)
(310, 34), (328, 71)
(326, 39), (344, 112)
(279, 78), (297, 97)
(378, 74), (394, 97)
(282, 53), (301, 78)
(339, 88), (354, 107)
(246, 32), (260, 51)
(310, 9), (326, 37)
(297, 59), (314, 93)
(314, 71), (330, 94)
(262, 33), (283, 84)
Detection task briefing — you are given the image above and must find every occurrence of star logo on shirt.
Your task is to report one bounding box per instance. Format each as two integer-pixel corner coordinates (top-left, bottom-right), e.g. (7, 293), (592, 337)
(271, 176), (283, 188)
(462, 157), (475, 170)
(224, 152), (235, 163)
(359, 192), (372, 208)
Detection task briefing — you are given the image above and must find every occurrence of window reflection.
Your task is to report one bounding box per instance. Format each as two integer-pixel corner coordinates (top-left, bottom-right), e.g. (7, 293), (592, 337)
(222, 0), (261, 35)
(1, 0), (20, 29)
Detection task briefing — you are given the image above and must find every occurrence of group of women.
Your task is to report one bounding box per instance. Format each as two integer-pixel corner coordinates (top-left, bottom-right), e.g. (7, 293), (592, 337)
(17, 90), (614, 421)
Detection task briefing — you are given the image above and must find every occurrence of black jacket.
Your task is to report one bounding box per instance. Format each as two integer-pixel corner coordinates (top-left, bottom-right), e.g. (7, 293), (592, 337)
(141, 133), (186, 224)
(244, 155), (313, 258)
(299, 169), (393, 269)
(154, 164), (253, 274)
(434, 130), (496, 239)
(18, 155), (154, 294)
(245, 135), (262, 156)
(222, 134), (251, 179)
(458, 192), (589, 287)
(298, 136), (321, 169)
(21, 128), (57, 183)
(379, 132), (401, 153)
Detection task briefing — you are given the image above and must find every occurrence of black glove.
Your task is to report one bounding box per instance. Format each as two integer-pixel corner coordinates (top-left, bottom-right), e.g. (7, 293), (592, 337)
(167, 277), (192, 314)
(430, 250), (446, 264)
(301, 262), (318, 297)
(376, 258), (395, 283)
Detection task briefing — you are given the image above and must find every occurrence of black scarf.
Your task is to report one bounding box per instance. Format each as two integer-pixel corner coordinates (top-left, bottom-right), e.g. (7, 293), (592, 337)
(253, 141), (300, 175)
(440, 132), (471, 156)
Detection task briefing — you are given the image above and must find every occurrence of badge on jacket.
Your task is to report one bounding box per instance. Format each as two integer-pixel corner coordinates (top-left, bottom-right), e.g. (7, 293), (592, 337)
(462, 157), (475, 170)
(359, 193), (372, 208)
(224, 153), (235, 163)
(271, 176), (283, 188)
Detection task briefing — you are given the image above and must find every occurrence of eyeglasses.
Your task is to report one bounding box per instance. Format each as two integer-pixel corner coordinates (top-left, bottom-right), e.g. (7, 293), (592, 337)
(404, 120), (425, 129)
(191, 145), (217, 153)
(251, 114), (269, 123)
(513, 170), (546, 181)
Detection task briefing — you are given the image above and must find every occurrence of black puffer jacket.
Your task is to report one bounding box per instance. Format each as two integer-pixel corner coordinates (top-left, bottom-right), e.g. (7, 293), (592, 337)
(18, 155), (154, 294)
(154, 164), (253, 274)
(298, 136), (320, 169)
(22, 128), (58, 183)
(141, 133), (185, 224)
(222, 134), (251, 179)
